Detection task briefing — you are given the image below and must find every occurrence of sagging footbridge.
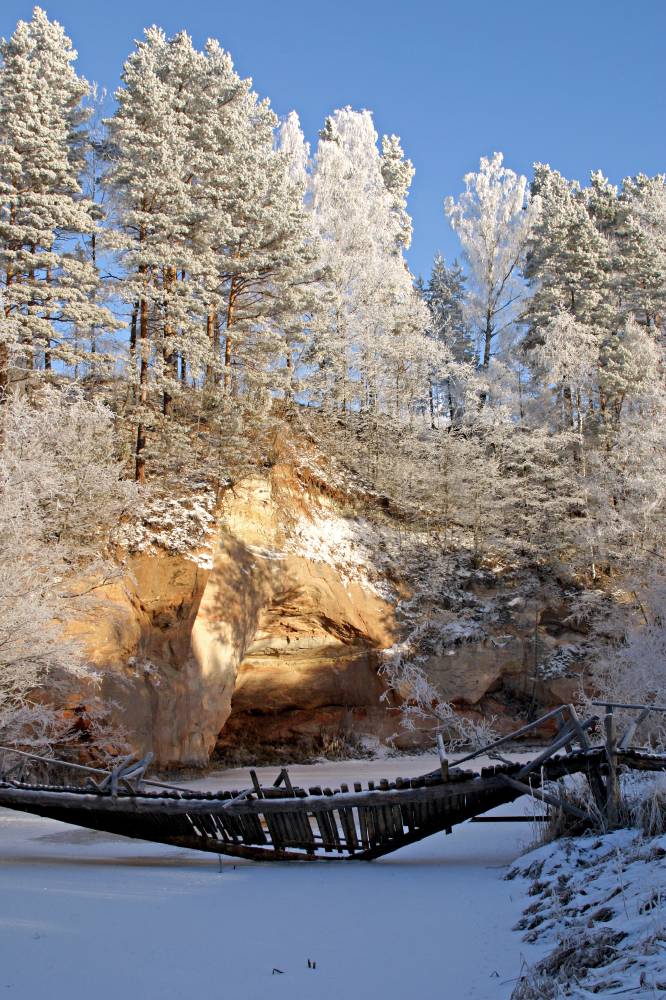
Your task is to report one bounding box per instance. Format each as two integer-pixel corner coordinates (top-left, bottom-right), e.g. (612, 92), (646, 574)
(1, 703), (665, 862)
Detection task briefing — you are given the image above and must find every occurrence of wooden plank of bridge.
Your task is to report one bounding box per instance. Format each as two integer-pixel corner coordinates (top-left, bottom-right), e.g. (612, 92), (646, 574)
(353, 782), (370, 849)
(216, 810), (243, 843)
(288, 808), (316, 853)
(208, 813), (235, 845)
(378, 779), (400, 839)
(556, 709), (574, 753)
(338, 784), (359, 852)
(619, 708), (650, 750)
(323, 789), (344, 853)
(263, 810), (286, 848)
(366, 783), (380, 847)
(240, 812), (267, 845)
(563, 704), (608, 814)
(395, 778), (414, 832)
(194, 812), (218, 841)
(307, 787), (333, 852)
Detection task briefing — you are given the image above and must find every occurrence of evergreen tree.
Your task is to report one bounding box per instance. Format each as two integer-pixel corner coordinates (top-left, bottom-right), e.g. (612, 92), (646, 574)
(380, 133), (415, 250)
(420, 254), (472, 425)
(523, 164), (612, 340)
(0, 8), (114, 391)
(309, 108), (430, 421)
(617, 174), (666, 334)
(105, 28), (206, 481)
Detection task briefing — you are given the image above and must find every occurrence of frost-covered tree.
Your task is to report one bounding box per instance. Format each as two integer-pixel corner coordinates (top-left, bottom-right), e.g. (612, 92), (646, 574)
(445, 152), (535, 372)
(106, 28), (208, 481)
(618, 174), (666, 332)
(197, 66), (315, 402)
(523, 164), (612, 342)
(107, 31), (314, 481)
(0, 7), (114, 388)
(525, 165), (665, 434)
(419, 254), (474, 425)
(531, 311), (600, 432)
(0, 388), (136, 744)
(380, 133), (415, 250)
(309, 108), (430, 422)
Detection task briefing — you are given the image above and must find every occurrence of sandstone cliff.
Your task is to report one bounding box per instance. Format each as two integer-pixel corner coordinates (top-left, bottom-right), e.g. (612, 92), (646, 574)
(65, 465), (589, 767)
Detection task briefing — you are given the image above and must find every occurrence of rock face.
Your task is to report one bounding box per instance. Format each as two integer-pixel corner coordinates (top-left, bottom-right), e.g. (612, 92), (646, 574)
(69, 470), (396, 767)
(66, 466), (588, 767)
(209, 473), (397, 755)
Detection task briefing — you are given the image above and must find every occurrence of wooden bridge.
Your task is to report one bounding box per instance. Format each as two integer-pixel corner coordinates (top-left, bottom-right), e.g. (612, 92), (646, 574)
(1, 703), (665, 862)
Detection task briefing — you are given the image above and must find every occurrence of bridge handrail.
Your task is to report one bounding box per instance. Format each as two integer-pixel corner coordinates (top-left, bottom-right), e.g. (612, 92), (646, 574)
(450, 704), (582, 766)
(0, 744), (189, 794)
(591, 701), (666, 712)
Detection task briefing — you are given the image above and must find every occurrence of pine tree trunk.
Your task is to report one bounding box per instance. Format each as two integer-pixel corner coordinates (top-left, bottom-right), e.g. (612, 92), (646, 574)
(129, 301), (138, 364)
(206, 306), (220, 386)
(135, 295), (149, 484)
(0, 341), (8, 401)
(563, 383), (575, 430)
(44, 263), (52, 371)
(0, 271), (11, 399)
(224, 278), (239, 396)
(162, 267), (177, 416)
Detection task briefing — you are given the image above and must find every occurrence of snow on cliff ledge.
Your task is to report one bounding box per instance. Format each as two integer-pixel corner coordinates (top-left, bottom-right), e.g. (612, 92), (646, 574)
(283, 507), (396, 600)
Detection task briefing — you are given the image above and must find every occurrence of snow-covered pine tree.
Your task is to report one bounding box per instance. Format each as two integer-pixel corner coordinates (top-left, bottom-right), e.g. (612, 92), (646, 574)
(196, 68), (315, 406)
(420, 253), (474, 425)
(309, 108), (430, 424)
(380, 133), (415, 251)
(275, 110), (319, 400)
(106, 28), (208, 481)
(0, 7), (115, 390)
(523, 164), (612, 344)
(618, 173), (666, 334)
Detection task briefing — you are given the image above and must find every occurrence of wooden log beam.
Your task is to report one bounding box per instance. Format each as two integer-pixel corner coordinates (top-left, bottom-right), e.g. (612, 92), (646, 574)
(452, 705), (576, 767)
(591, 701), (666, 712)
(566, 704), (592, 750)
(516, 717), (596, 780)
(498, 774), (591, 822)
(619, 708), (651, 749)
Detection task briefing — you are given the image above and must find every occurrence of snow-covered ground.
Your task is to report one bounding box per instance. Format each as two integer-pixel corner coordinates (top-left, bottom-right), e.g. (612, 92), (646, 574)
(0, 754), (542, 1000)
(508, 774), (666, 998)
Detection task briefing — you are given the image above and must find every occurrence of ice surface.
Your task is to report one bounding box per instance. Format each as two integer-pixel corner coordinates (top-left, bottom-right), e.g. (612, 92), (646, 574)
(0, 754), (540, 1000)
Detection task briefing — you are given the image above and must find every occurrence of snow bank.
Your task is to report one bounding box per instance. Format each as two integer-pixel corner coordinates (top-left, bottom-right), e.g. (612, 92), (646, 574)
(509, 789), (666, 997)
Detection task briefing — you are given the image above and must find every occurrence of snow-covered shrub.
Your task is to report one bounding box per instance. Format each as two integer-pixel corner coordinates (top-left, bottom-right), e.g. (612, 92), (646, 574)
(580, 588), (666, 748)
(379, 635), (496, 749)
(510, 818), (666, 998)
(0, 387), (137, 748)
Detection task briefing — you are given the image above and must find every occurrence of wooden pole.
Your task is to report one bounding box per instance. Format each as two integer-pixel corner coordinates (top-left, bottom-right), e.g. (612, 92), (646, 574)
(604, 705), (620, 827)
(498, 774), (591, 822)
(436, 733), (449, 782)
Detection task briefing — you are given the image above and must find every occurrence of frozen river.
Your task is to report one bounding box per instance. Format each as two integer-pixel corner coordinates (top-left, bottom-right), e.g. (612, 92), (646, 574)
(0, 755), (542, 1000)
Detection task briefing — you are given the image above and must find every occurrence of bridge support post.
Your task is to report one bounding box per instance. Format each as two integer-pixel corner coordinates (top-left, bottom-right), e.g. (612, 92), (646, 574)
(436, 734), (449, 782)
(604, 706), (620, 827)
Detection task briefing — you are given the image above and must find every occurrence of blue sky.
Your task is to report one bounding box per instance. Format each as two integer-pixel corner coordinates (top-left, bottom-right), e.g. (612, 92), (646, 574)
(1, 0), (664, 280)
